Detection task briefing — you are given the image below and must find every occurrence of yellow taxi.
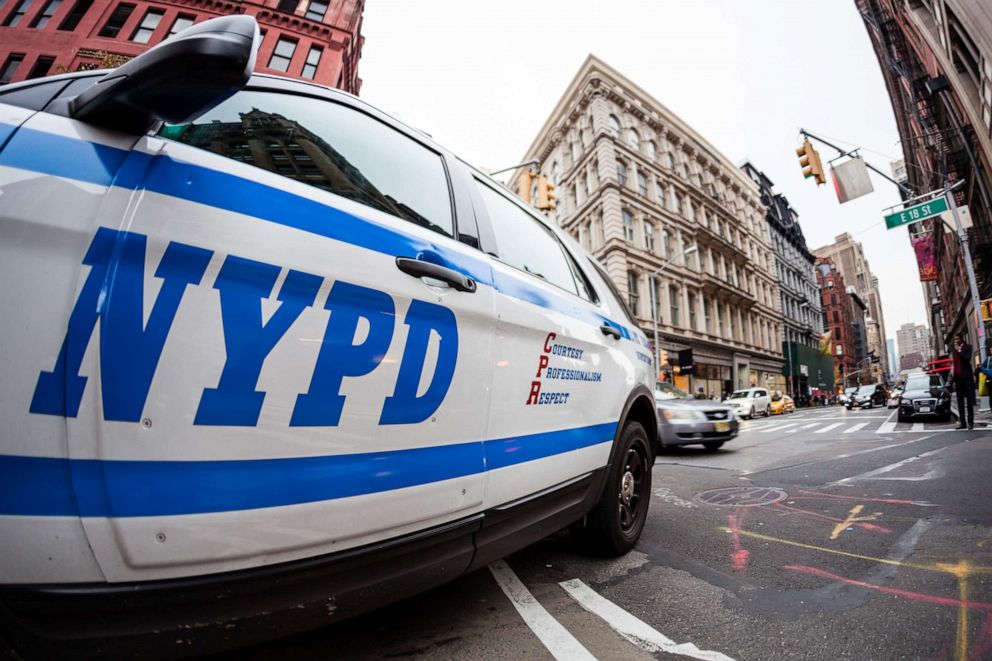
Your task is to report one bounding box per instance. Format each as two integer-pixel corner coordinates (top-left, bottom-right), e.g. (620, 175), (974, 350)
(770, 394), (796, 415)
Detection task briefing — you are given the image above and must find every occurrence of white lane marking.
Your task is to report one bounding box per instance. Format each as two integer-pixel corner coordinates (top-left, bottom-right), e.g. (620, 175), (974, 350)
(800, 423), (821, 430)
(813, 423), (844, 434)
(559, 579), (735, 661)
(829, 436), (944, 485)
(489, 561), (596, 661)
(876, 408), (899, 434)
(844, 422), (870, 434)
(911, 423), (925, 432)
(762, 423), (798, 434)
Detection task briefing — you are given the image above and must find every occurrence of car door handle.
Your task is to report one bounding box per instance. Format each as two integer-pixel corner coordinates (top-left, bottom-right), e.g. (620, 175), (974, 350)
(395, 257), (476, 293)
(600, 323), (621, 339)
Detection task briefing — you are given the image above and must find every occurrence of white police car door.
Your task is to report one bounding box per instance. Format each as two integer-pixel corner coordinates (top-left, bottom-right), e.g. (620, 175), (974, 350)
(42, 86), (496, 582)
(470, 179), (639, 508)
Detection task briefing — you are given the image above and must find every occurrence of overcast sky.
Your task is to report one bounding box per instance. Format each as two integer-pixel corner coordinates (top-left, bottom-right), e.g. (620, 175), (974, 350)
(358, 0), (928, 344)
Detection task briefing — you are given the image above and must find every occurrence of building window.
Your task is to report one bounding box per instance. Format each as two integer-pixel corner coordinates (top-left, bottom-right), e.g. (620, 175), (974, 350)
(29, 0), (61, 28)
(644, 221), (654, 251)
(688, 293), (698, 331)
(168, 13), (194, 36)
(622, 210), (635, 242)
(130, 8), (163, 43)
(268, 37), (297, 72)
(276, 0), (297, 12)
(608, 114), (621, 137)
(627, 128), (640, 149)
(646, 141), (656, 160)
(716, 305), (724, 337)
(663, 230), (674, 260)
(637, 172), (647, 196)
(616, 161), (628, 187)
(669, 285), (680, 327)
(3, 0), (34, 27)
(0, 54), (24, 84)
(304, 0), (327, 20)
(26, 55), (55, 78)
(301, 45), (322, 79)
(58, 0), (91, 29)
(703, 298), (711, 333)
(98, 3), (135, 38)
(627, 271), (640, 315)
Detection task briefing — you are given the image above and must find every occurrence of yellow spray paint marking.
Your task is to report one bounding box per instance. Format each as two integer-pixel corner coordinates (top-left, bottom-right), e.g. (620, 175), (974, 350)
(828, 504), (882, 540)
(936, 561), (973, 661)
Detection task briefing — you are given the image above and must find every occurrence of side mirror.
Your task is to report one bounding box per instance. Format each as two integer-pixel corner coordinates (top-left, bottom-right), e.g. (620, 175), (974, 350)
(70, 15), (259, 134)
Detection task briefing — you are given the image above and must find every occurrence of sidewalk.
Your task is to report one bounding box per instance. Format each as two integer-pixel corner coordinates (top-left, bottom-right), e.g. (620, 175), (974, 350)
(950, 395), (992, 429)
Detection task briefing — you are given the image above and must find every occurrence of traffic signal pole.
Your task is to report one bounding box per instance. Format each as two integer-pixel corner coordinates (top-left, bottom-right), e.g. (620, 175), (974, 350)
(799, 129), (915, 198)
(945, 183), (988, 365)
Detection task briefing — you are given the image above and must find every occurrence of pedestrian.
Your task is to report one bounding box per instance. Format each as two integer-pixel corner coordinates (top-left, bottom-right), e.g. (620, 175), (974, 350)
(951, 332), (976, 430)
(694, 387), (707, 400)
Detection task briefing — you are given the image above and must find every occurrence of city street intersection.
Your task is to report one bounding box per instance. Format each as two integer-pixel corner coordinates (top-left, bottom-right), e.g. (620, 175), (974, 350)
(227, 407), (992, 660)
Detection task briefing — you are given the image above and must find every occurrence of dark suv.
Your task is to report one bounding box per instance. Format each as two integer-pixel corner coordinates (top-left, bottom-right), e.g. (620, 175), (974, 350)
(846, 383), (888, 409)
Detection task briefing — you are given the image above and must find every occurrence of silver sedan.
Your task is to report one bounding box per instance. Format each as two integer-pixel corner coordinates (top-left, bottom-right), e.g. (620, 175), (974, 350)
(655, 383), (739, 451)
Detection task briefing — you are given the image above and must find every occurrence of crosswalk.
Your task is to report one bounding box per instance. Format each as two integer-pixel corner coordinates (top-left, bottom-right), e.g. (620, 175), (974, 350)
(737, 409), (975, 436)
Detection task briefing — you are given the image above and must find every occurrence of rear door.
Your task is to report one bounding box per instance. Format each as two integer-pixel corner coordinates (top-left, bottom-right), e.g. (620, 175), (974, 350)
(469, 177), (645, 509)
(49, 84), (497, 582)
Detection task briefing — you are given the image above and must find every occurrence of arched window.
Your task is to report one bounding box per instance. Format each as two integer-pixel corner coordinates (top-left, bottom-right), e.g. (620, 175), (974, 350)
(627, 129), (640, 149)
(550, 162), (559, 184)
(608, 114), (621, 137)
(622, 209), (635, 242)
(616, 161), (628, 186)
(646, 141), (657, 160)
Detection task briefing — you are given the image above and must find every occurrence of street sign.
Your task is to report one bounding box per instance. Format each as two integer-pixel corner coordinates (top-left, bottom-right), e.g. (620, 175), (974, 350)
(884, 197), (948, 229)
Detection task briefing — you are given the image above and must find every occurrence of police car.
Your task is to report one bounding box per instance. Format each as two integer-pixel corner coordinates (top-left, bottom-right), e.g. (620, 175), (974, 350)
(0, 16), (658, 656)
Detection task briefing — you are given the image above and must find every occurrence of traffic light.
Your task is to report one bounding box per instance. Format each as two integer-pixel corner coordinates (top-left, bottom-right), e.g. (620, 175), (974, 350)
(517, 171), (534, 204)
(658, 347), (668, 366)
(796, 139), (826, 185)
(536, 175), (557, 210)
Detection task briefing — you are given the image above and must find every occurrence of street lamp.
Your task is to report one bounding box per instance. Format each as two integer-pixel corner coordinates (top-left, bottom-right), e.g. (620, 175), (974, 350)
(649, 244), (698, 377)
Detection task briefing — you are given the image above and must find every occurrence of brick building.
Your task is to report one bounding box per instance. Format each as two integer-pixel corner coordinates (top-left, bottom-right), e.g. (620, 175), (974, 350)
(0, 0), (363, 91)
(816, 257), (857, 389)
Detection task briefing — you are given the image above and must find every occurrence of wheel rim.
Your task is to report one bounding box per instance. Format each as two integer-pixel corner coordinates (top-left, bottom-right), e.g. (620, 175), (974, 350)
(617, 446), (646, 533)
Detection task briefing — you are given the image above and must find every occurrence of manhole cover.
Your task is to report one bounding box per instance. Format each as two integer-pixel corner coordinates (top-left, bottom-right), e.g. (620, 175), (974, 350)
(693, 486), (788, 508)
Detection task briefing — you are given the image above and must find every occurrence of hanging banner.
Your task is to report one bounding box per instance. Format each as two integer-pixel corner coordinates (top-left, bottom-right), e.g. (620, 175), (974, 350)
(912, 233), (938, 282)
(819, 332), (833, 356)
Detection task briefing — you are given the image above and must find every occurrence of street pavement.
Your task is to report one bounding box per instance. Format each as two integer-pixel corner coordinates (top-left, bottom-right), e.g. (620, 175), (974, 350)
(214, 406), (992, 661)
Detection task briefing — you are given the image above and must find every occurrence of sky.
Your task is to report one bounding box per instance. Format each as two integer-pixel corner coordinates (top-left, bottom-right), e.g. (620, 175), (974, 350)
(357, 0), (928, 343)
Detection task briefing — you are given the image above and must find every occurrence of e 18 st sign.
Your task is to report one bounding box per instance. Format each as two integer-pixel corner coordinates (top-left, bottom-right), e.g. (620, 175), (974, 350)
(884, 197), (948, 230)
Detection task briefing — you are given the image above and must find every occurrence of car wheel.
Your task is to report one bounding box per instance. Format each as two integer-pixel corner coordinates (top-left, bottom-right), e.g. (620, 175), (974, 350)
(765, 405), (771, 417)
(575, 421), (652, 556)
(703, 441), (724, 451)
(748, 406), (755, 419)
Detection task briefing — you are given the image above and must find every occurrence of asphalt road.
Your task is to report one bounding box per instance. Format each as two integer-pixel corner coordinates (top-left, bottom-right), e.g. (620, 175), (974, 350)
(218, 406), (992, 661)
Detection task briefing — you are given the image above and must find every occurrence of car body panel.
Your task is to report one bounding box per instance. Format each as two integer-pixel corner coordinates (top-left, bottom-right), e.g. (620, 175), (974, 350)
(655, 398), (738, 447)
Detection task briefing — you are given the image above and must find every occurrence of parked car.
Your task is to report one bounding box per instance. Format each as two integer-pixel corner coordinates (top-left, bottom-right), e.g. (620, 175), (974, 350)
(839, 386), (858, 406)
(0, 17), (660, 657)
(655, 382), (738, 451)
(898, 373), (952, 422)
(724, 387), (772, 419)
(770, 394), (795, 415)
(847, 383), (888, 409)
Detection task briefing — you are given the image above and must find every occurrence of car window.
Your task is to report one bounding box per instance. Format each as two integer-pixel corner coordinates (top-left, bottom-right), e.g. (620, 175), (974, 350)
(0, 79), (71, 110)
(906, 375), (941, 390)
(756, 390), (767, 397)
(728, 391), (749, 399)
(159, 90), (455, 239)
(474, 180), (579, 296)
(655, 382), (690, 400)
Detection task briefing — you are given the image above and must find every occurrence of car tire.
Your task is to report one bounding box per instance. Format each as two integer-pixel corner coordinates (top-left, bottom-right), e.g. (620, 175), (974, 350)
(765, 405), (771, 417)
(748, 406), (755, 419)
(703, 441), (724, 451)
(575, 421), (652, 556)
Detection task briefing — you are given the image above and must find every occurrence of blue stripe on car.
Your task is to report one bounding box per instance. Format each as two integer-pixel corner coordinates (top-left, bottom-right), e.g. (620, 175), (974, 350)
(0, 422), (616, 517)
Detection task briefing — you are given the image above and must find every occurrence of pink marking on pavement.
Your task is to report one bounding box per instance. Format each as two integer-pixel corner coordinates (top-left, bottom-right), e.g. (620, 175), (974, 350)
(772, 502), (893, 534)
(726, 508), (750, 572)
(784, 565), (992, 611)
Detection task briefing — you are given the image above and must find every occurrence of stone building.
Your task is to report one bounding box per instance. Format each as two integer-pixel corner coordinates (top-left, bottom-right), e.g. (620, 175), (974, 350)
(812, 232), (889, 378)
(742, 162), (831, 397)
(0, 0), (363, 91)
(896, 322), (932, 367)
(857, 0), (991, 358)
(513, 55), (784, 397)
(816, 257), (858, 388)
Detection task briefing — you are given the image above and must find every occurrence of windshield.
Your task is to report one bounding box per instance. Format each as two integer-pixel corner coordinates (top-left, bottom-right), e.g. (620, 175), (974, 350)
(845, 387), (858, 395)
(856, 385), (876, 395)
(655, 382), (691, 400)
(728, 391), (751, 399)
(906, 374), (942, 390)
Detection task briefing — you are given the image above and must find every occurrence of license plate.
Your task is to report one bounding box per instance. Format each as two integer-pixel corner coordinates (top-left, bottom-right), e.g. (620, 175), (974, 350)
(715, 421), (730, 432)
(919, 407), (931, 413)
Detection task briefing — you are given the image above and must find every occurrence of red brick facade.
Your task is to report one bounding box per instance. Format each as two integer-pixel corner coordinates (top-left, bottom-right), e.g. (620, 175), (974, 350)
(0, 0), (363, 92)
(816, 257), (857, 387)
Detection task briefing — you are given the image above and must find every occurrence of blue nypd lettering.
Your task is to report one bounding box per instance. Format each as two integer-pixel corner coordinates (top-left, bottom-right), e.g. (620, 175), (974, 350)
(30, 229), (458, 426)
